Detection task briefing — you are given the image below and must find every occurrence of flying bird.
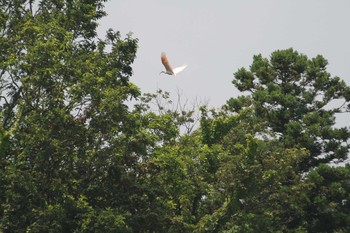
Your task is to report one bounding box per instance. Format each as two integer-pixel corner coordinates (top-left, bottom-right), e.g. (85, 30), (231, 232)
(160, 52), (187, 76)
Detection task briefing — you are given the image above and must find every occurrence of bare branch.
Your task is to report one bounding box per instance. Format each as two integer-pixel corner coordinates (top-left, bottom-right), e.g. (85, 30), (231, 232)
(2, 86), (23, 129)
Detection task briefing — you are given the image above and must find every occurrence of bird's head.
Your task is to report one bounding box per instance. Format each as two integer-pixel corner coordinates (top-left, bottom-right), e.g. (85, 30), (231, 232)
(159, 70), (174, 75)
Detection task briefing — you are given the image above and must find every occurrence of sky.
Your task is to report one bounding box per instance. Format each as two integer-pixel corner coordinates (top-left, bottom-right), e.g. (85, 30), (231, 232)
(97, 0), (350, 126)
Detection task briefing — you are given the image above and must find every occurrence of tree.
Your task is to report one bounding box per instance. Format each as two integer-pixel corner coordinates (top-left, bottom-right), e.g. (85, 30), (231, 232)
(198, 101), (313, 232)
(197, 49), (350, 232)
(1, 1), (205, 231)
(304, 164), (350, 233)
(2, 2), (350, 231)
(229, 48), (350, 170)
(0, 0), (142, 231)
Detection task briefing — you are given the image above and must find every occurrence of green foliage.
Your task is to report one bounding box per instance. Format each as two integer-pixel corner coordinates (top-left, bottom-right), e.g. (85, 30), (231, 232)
(198, 48), (350, 232)
(304, 164), (350, 233)
(194, 135), (311, 232)
(0, 1), (349, 232)
(231, 48), (350, 169)
(0, 0), (140, 232)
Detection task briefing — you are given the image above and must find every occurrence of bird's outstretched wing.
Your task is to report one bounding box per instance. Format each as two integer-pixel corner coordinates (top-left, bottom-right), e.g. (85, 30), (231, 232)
(173, 65), (187, 75)
(161, 52), (173, 74)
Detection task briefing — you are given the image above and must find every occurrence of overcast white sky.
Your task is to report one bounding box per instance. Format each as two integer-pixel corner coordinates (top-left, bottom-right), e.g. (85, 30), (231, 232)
(97, 0), (350, 126)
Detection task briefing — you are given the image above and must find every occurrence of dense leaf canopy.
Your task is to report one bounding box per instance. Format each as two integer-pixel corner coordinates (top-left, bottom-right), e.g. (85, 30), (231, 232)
(0, 1), (349, 232)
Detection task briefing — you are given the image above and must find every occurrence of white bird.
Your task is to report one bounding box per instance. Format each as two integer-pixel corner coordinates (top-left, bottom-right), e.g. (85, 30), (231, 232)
(160, 52), (187, 76)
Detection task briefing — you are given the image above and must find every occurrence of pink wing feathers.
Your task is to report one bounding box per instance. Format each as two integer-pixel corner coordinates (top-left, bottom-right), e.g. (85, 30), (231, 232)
(161, 52), (174, 74)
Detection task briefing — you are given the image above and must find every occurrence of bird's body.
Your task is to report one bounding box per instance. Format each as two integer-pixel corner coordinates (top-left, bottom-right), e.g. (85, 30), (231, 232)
(160, 52), (187, 76)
